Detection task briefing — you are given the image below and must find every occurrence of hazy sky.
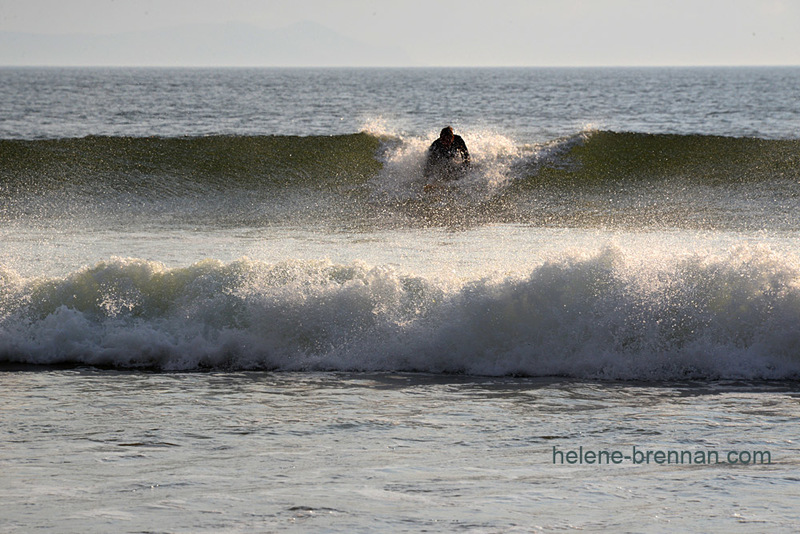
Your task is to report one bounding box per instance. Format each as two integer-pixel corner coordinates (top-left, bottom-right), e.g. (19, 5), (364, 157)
(1, 0), (799, 66)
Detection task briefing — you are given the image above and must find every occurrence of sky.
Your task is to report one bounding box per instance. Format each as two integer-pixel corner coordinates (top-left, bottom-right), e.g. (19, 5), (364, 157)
(1, 0), (798, 67)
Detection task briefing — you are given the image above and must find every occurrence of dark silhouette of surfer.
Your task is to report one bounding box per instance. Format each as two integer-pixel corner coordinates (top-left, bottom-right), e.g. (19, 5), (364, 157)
(424, 126), (470, 181)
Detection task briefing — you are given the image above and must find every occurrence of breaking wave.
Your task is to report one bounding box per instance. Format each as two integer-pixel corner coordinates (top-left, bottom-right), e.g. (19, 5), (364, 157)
(2, 131), (799, 195)
(2, 247), (800, 380)
(6, 130), (798, 230)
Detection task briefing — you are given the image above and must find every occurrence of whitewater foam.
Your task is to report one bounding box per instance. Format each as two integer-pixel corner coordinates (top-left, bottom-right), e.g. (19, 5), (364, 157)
(2, 247), (799, 379)
(368, 129), (579, 205)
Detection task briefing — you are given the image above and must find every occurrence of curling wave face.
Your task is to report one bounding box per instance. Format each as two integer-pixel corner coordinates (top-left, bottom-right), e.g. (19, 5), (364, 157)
(3, 131), (799, 192)
(4, 131), (799, 230)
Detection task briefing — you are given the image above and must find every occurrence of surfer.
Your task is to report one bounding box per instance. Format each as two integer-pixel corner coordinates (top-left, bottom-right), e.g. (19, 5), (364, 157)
(423, 126), (470, 182)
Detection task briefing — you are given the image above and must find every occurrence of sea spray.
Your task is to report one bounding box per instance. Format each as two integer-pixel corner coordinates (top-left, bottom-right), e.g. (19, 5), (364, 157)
(2, 247), (800, 379)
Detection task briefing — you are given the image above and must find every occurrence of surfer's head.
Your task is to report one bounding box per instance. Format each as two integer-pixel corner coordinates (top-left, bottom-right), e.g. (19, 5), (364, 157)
(439, 126), (455, 146)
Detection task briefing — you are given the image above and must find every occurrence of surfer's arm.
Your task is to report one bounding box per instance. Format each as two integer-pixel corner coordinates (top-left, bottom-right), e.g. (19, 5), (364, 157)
(456, 138), (470, 166)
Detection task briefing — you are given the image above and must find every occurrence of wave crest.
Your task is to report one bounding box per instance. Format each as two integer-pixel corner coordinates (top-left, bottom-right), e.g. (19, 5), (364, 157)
(3, 249), (800, 380)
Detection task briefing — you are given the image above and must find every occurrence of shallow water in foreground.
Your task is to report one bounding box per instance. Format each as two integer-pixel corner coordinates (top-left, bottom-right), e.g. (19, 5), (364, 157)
(2, 370), (799, 533)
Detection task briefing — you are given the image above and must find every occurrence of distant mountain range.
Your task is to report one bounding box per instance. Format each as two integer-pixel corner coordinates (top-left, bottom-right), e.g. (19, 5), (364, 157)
(0, 21), (411, 67)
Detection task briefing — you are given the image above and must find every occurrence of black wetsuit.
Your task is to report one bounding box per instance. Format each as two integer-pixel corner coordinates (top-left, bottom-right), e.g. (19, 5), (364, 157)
(424, 135), (470, 180)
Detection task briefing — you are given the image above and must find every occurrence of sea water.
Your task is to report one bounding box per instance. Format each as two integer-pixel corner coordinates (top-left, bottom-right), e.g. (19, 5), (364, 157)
(1, 67), (800, 532)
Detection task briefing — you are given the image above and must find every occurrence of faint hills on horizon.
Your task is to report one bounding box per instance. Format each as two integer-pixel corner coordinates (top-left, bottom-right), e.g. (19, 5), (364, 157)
(0, 21), (411, 67)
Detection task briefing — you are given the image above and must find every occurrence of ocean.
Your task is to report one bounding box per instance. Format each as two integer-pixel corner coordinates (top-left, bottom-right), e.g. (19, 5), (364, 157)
(1, 66), (800, 532)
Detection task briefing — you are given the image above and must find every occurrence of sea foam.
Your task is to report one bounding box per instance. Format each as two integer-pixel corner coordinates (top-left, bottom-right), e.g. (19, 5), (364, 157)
(2, 247), (799, 380)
